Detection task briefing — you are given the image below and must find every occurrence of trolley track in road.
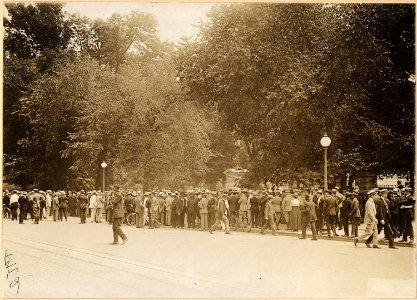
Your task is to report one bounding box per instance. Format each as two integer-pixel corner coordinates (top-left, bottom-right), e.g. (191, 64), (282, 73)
(3, 234), (261, 298)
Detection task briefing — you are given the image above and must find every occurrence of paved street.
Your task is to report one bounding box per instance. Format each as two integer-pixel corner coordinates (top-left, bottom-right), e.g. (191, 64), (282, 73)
(2, 217), (416, 298)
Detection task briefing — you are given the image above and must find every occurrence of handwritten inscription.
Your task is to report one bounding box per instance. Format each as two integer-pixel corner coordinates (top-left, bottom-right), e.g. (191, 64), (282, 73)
(4, 250), (20, 294)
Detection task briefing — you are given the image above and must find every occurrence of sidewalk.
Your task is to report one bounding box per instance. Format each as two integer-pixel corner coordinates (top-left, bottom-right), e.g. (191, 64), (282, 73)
(153, 220), (415, 248)
(227, 222), (416, 248)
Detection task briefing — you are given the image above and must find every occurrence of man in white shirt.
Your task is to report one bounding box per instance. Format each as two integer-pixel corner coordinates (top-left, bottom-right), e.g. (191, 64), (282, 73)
(89, 191), (97, 222)
(10, 190), (20, 221)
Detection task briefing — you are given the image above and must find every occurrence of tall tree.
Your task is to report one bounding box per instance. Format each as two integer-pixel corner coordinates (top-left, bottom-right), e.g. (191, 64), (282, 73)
(177, 3), (415, 186)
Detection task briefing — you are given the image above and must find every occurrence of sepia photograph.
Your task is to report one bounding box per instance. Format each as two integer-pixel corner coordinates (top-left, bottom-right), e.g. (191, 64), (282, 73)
(2, 1), (416, 298)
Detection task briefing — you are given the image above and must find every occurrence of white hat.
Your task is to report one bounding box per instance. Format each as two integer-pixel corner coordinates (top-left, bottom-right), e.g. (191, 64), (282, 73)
(367, 189), (377, 195)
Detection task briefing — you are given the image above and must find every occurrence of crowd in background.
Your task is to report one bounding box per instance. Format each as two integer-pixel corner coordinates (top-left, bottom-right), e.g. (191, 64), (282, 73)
(3, 186), (415, 243)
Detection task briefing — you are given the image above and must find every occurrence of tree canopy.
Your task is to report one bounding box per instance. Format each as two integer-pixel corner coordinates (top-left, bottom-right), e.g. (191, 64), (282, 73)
(3, 3), (414, 190)
(177, 3), (415, 186)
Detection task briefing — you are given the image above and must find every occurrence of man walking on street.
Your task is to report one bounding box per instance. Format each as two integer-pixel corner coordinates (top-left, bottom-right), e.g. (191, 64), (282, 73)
(354, 189), (380, 248)
(209, 192), (230, 234)
(260, 195), (276, 236)
(110, 187), (128, 245)
(350, 191), (361, 238)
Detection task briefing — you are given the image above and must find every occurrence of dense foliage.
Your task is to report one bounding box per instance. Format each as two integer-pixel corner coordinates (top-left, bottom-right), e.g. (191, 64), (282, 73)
(177, 3), (415, 186)
(3, 3), (414, 190)
(3, 3), (236, 190)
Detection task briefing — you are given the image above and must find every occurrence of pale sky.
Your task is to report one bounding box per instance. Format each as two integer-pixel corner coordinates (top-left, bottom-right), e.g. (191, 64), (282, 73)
(64, 2), (215, 44)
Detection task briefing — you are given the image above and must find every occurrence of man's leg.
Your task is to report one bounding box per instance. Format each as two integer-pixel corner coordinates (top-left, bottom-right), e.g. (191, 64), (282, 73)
(301, 222), (307, 238)
(310, 221), (317, 239)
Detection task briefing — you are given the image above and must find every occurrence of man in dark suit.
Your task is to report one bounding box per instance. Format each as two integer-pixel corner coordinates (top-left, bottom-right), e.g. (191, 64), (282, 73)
(350, 191), (361, 238)
(18, 191), (29, 224)
(300, 195), (318, 240)
(187, 192), (197, 229)
(228, 191), (239, 229)
(78, 190), (88, 224)
(178, 192), (186, 228)
(340, 192), (352, 237)
(111, 188), (128, 245)
(373, 190), (386, 235)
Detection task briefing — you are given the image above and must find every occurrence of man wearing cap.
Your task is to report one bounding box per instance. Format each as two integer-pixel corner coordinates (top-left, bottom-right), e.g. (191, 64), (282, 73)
(237, 190), (248, 230)
(96, 191), (104, 223)
(248, 191), (260, 231)
(165, 192), (173, 226)
(199, 192), (209, 231)
(209, 192), (230, 234)
(378, 189), (397, 249)
(187, 192), (198, 229)
(354, 189), (380, 248)
(282, 190), (293, 230)
(58, 191), (68, 221)
(260, 195), (277, 236)
(18, 191), (29, 224)
(399, 189), (415, 243)
(134, 192), (144, 228)
(340, 192), (352, 237)
(299, 193), (318, 240)
(322, 190), (338, 237)
(51, 192), (59, 221)
(10, 190), (20, 221)
(207, 192), (217, 229)
(350, 191), (361, 238)
(313, 190), (324, 235)
(110, 188), (128, 245)
(89, 191), (97, 222)
(31, 189), (41, 224)
(78, 190), (89, 224)
(45, 190), (52, 220)
(271, 192), (282, 230)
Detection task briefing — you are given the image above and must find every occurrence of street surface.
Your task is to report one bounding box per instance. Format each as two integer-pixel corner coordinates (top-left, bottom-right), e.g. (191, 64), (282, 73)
(2, 217), (416, 298)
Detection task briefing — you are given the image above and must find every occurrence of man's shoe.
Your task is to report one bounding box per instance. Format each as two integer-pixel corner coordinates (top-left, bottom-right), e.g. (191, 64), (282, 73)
(109, 242), (119, 245)
(354, 237), (358, 246)
(389, 246), (398, 249)
(299, 237), (306, 239)
(209, 230), (213, 234)
(365, 241), (371, 248)
(311, 238), (318, 241)
(122, 238), (128, 245)
(373, 245), (381, 249)
(225, 232), (230, 234)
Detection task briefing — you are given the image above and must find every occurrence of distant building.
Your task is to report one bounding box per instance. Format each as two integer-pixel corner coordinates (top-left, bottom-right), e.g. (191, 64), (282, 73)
(377, 175), (407, 189)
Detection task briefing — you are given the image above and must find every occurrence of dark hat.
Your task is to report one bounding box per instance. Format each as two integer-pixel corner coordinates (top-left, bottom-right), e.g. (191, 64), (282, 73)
(324, 190), (332, 194)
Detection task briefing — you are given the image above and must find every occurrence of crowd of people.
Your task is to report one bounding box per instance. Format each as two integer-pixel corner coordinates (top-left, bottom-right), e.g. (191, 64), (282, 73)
(3, 185), (415, 246)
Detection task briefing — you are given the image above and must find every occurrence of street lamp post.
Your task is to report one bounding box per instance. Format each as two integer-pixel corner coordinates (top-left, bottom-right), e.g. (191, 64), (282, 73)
(320, 133), (332, 190)
(101, 161), (108, 193)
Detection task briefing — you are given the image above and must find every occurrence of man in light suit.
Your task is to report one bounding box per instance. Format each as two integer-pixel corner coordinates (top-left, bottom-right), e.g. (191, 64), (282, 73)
(199, 192), (209, 231)
(354, 189), (379, 248)
(209, 192), (230, 234)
